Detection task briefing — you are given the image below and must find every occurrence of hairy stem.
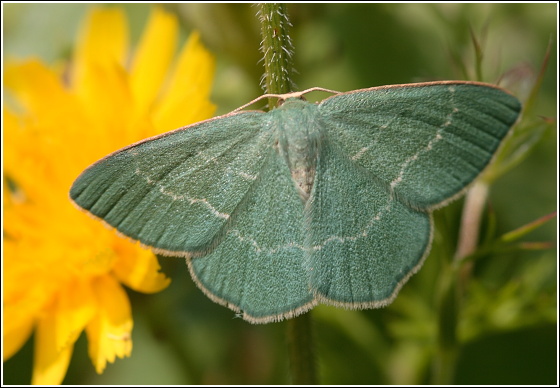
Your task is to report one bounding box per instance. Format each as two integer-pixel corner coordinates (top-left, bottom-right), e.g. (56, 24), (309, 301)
(258, 3), (295, 106)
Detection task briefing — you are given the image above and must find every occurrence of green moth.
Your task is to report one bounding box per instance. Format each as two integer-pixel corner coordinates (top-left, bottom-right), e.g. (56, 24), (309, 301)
(70, 81), (521, 323)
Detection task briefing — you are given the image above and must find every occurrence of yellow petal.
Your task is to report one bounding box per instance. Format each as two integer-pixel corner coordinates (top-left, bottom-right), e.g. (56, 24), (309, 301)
(130, 7), (178, 115)
(52, 280), (97, 351)
(4, 61), (89, 189)
(3, 241), (53, 336)
(74, 7), (128, 69)
(72, 57), (138, 157)
(70, 7), (139, 155)
(28, 280), (97, 383)
(86, 276), (133, 374)
(153, 31), (216, 131)
(3, 316), (33, 361)
(3, 107), (24, 188)
(113, 244), (171, 293)
(32, 313), (74, 385)
(4, 60), (77, 122)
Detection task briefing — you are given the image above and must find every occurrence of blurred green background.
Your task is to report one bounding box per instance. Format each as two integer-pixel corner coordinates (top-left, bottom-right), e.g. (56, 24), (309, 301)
(3, 3), (557, 385)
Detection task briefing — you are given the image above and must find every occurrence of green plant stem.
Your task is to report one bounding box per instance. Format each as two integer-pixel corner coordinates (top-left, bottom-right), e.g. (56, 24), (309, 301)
(287, 313), (317, 384)
(469, 26), (484, 82)
(258, 3), (317, 384)
(258, 3), (295, 103)
(432, 182), (489, 384)
(455, 182), (489, 261)
(433, 267), (459, 385)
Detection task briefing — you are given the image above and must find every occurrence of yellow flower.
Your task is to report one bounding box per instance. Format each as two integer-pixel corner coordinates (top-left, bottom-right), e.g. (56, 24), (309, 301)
(3, 6), (215, 384)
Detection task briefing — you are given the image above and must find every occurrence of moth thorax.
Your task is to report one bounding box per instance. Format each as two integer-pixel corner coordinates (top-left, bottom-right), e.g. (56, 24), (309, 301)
(291, 164), (316, 201)
(275, 104), (320, 202)
(281, 132), (318, 203)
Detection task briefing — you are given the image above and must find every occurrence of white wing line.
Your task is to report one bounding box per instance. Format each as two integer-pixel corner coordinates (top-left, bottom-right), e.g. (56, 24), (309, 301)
(134, 167), (230, 220)
(390, 86), (458, 190)
(350, 119), (392, 161)
(228, 196), (393, 254)
(229, 229), (307, 254)
(312, 198), (392, 251)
